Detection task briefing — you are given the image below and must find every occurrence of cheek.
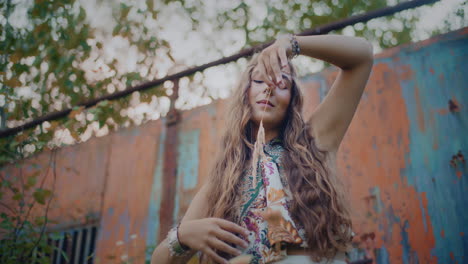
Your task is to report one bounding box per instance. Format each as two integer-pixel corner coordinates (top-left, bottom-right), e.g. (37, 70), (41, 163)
(249, 84), (264, 103)
(277, 91), (291, 111)
(250, 83), (262, 95)
(248, 86), (256, 105)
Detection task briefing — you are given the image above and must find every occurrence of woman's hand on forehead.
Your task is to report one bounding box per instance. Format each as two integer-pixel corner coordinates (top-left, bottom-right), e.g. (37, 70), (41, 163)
(256, 36), (292, 89)
(252, 67), (292, 90)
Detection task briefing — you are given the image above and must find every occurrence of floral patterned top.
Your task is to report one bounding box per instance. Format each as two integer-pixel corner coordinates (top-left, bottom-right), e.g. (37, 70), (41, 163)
(234, 137), (308, 264)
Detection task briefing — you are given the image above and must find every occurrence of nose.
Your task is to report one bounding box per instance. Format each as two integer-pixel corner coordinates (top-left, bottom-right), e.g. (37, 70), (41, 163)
(263, 83), (274, 95)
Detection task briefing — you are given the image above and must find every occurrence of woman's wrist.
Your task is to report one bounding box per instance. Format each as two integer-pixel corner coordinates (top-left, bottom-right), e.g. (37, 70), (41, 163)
(166, 222), (192, 256)
(276, 34), (293, 58)
(289, 34), (300, 59)
(177, 222), (191, 250)
(276, 34), (300, 60)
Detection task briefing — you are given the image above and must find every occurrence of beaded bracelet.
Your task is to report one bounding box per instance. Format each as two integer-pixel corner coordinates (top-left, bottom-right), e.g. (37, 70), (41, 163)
(288, 34), (300, 59)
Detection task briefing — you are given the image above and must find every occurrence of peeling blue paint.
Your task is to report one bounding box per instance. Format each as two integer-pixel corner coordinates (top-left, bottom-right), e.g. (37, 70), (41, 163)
(177, 129), (200, 190)
(173, 129), (200, 222)
(401, 220), (410, 264)
(98, 208), (114, 241)
(370, 186), (383, 213)
(397, 32), (468, 263)
(401, 220), (420, 264)
(375, 245), (390, 264)
(418, 194), (428, 232)
(118, 209), (131, 243)
(382, 205), (401, 244)
(145, 126), (166, 259)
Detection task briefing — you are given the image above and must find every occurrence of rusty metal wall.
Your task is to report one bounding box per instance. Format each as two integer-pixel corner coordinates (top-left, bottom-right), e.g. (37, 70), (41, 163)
(1, 27), (466, 263)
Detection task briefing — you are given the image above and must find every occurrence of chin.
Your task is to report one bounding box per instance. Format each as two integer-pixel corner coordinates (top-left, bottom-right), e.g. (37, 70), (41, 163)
(251, 113), (283, 128)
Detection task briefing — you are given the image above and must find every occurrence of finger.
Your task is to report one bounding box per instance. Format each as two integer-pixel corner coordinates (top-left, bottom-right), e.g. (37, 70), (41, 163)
(208, 237), (242, 257)
(204, 247), (229, 264)
(278, 46), (288, 69)
(257, 60), (274, 88)
(215, 219), (249, 238)
(269, 51), (282, 85)
(260, 53), (275, 86)
(216, 228), (249, 248)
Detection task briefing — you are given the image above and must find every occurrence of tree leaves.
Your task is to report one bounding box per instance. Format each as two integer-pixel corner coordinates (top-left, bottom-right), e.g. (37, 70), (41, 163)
(25, 172), (40, 191)
(32, 188), (52, 205)
(4, 77), (22, 88)
(0, 158), (60, 263)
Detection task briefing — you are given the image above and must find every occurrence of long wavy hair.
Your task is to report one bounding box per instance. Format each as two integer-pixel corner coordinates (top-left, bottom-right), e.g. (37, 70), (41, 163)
(205, 53), (352, 261)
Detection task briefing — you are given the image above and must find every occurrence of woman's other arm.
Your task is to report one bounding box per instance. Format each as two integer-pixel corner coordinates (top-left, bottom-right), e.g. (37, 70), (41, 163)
(150, 183), (211, 264)
(150, 182), (249, 264)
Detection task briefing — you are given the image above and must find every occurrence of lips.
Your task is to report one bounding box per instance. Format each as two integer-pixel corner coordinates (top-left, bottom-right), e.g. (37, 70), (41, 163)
(256, 100), (274, 107)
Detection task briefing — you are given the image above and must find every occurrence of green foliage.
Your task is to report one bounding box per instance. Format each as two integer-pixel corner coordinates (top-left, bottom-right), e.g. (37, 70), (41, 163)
(0, 0), (165, 165)
(0, 151), (67, 263)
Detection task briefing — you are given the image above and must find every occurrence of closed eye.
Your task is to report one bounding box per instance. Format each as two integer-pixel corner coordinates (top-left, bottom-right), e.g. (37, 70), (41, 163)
(282, 74), (291, 81)
(253, 80), (263, 84)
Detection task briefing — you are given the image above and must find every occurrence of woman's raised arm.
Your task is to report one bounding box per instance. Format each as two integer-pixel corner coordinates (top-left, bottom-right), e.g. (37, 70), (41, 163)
(297, 35), (374, 153)
(257, 34), (374, 153)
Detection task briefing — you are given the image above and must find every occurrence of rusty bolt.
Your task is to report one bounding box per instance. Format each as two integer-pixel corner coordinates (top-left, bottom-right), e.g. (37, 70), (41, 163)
(449, 99), (460, 112)
(457, 150), (465, 164)
(450, 159), (457, 168)
(450, 150), (465, 168)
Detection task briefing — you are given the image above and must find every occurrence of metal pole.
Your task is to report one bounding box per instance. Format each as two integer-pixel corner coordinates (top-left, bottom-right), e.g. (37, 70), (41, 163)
(158, 78), (180, 241)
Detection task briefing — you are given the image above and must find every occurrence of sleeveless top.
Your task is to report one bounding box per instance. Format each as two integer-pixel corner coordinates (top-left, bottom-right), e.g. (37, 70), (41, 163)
(234, 137), (308, 264)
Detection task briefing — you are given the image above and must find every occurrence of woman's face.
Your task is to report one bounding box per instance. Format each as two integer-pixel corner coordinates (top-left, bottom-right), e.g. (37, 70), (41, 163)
(248, 64), (293, 129)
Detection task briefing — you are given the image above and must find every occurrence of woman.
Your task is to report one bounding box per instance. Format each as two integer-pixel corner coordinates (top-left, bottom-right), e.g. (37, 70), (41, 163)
(152, 33), (374, 264)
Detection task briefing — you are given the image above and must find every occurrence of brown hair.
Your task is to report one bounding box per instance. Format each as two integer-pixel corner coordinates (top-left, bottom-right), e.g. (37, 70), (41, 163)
(205, 53), (352, 261)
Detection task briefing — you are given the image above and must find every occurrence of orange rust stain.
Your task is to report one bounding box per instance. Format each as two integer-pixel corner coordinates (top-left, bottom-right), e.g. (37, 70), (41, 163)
(461, 232), (464, 236)
(429, 68), (435, 74)
(450, 252), (455, 260)
(397, 64), (414, 80)
(441, 229), (445, 238)
(456, 171), (462, 179)
(437, 108), (449, 115)
(461, 27), (468, 35)
(336, 63), (436, 264)
(414, 85), (425, 132)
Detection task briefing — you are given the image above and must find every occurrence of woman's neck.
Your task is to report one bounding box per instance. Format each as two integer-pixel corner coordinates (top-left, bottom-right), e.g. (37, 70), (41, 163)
(252, 124), (280, 143)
